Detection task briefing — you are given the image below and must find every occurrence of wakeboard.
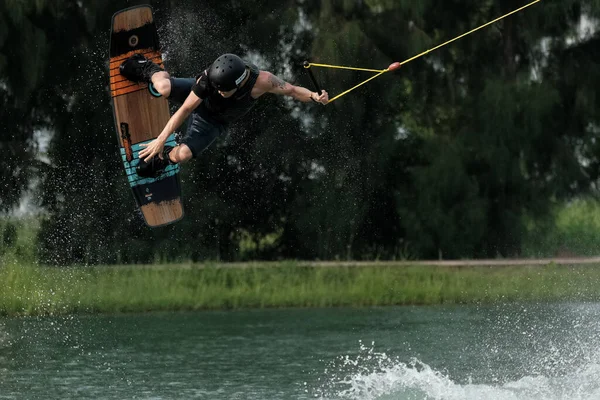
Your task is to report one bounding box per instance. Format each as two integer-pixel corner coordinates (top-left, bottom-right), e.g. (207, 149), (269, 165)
(109, 5), (184, 227)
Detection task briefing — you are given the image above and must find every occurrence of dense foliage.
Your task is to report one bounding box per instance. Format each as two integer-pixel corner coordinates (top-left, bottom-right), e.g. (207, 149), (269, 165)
(2, 0), (600, 264)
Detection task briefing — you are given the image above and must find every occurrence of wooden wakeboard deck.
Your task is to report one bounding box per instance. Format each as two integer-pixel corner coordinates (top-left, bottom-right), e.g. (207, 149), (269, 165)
(109, 5), (183, 227)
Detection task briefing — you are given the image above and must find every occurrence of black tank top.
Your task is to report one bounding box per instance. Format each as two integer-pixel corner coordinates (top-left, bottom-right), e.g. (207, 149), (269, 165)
(198, 62), (260, 124)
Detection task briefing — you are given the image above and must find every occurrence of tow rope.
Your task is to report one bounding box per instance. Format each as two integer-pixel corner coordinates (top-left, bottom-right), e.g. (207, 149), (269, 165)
(304, 0), (542, 104)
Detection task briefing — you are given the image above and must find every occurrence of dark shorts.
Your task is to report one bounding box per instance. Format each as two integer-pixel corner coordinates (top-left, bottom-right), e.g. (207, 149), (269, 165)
(168, 78), (225, 158)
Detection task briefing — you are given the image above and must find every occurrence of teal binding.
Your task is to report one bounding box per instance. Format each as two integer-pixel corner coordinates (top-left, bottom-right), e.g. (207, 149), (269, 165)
(148, 82), (162, 97)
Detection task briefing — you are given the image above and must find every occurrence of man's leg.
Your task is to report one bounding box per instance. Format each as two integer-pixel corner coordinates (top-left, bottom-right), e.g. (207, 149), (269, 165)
(136, 115), (222, 178)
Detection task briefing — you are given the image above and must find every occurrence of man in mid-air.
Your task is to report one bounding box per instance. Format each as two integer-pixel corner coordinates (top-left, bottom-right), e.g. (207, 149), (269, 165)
(119, 53), (329, 177)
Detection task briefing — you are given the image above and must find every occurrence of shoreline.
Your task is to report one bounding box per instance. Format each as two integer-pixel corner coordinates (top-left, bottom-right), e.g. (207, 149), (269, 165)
(88, 257), (600, 269)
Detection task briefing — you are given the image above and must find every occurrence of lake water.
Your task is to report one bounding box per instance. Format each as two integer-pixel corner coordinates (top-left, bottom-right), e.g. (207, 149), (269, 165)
(1, 303), (600, 399)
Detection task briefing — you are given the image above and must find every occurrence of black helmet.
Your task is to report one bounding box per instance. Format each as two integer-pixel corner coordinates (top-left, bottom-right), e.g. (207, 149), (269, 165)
(208, 53), (248, 91)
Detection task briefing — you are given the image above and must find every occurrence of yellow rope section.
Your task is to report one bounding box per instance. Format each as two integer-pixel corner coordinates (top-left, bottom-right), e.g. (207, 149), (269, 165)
(305, 0), (541, 104)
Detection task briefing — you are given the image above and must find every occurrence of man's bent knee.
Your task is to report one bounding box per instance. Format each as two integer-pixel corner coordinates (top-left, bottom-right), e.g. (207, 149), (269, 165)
(151, 72), (172, 97)
(169, 144), (193, 163)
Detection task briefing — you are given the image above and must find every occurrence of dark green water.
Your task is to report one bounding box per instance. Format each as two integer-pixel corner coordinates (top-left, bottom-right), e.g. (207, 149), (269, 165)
(2, 303), (600, 399)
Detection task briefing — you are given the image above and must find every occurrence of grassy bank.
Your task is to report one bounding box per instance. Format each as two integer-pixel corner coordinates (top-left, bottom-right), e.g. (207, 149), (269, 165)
(2, 261), (600, 316)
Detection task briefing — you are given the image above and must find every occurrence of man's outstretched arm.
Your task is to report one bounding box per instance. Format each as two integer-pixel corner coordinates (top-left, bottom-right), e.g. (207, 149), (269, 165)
(257, 71), (329, 104)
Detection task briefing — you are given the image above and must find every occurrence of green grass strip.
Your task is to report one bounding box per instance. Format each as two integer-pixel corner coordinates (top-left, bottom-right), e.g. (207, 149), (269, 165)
(2, 261), (600, 316)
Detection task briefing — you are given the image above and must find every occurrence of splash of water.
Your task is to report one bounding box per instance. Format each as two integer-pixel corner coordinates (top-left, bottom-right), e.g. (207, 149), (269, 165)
(314, 339), (600, 400)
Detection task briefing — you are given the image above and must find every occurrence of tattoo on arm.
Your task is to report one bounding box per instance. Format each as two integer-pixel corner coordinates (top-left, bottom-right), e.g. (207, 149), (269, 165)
(268, 74), (287, 89)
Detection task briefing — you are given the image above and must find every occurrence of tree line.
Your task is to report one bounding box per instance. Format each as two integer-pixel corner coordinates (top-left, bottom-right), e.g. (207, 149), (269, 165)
(2, 0), (599, 265)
